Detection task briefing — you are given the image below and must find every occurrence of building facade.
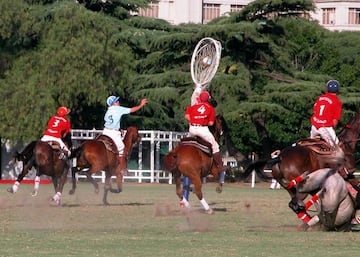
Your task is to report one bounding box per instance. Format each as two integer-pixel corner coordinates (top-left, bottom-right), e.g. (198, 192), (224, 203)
(139, 0), (360, 31)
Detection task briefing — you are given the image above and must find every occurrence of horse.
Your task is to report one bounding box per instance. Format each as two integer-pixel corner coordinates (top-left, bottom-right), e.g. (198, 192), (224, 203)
(69, 126), (140, 205)
(7, 133), (73, 205)
(163, 115), (225, 214)
(241, 110), (360, 226)
(296, 168), (355, 231)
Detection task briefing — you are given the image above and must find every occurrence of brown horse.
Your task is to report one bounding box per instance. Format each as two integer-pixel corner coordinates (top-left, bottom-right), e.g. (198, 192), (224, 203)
(7, 133), (72, 205)
(241, 110), (360, 227)
(163, 115), (225, 214)
(69, 126), (140, 205)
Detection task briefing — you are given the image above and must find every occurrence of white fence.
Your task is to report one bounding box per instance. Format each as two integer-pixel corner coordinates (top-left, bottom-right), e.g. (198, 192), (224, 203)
(71, 129), (188, 184)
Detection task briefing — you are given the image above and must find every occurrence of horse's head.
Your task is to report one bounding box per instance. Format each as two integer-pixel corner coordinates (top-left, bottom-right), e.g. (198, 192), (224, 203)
(123, 126), (140, 159)
(210, 114), (224, 143)
(338, 110), (360, 172)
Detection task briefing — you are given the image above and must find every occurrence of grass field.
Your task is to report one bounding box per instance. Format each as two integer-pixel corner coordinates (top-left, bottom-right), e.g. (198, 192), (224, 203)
(0, 181), (358, 257)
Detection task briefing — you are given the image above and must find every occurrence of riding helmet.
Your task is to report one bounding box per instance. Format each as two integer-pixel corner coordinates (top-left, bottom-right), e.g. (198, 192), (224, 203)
(57, 106), (71, 116)
(199, 91), (210, 102)
(106, 95), (120, 107)
(326, 80), (339, 93)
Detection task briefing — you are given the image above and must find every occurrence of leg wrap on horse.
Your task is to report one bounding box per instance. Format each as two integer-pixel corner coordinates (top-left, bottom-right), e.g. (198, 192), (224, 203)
(182, 176), (191, 201)
(34, 176), (40, 191)
(305, 194), (319, 211)
(200, 198), (210, 211)
(287, 174), (307, 190)
(12, 181), (20, 193)
(297, 212), (311, 223)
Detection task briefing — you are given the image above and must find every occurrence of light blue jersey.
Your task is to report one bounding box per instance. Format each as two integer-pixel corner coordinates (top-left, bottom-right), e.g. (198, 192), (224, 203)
(104, 106), (131, 129)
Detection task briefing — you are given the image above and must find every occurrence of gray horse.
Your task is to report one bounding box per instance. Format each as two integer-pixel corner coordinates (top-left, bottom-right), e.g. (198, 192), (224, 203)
(297, 168), (355, 231)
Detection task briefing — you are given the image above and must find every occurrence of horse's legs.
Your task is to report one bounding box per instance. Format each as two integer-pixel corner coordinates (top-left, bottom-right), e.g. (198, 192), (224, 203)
(192, 176), (213, 214)
(175, 175), (189, 207)
(50, 176), (62, 205)
(182, 176), (191, 201)
(85, 173), (99, 193)
(216, 171), (225, 193)
(103, 174), (112, 205)
(52, 166), (70, 206)
(69, 167), (78, 195)
(31, 175), (41, 196)
(7, 161), (33, 193)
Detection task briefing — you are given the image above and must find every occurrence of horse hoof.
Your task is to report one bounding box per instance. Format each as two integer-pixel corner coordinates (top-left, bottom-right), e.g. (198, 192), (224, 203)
(205, 209), (214, 214)
(69, 189), (75, 195)
(31, 191), (38, 197)
(297, 222), (309, 231)
(216, 186), (222, 193)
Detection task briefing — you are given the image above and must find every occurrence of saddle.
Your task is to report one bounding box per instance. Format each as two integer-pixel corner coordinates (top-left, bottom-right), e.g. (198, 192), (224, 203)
(180, 137), (212, 156)
(296, 138), (333, 155)
(95, 135), (118, 154)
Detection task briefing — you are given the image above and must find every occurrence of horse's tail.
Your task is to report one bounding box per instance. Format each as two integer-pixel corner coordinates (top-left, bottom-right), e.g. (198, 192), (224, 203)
(14, 141), (37, 163)
(239, 158), (279, 182)
(69, 145), (82, 159)
(163, 149), (178, 172)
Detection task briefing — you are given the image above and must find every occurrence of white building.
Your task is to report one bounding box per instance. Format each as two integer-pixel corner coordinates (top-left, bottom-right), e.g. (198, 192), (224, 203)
(139, 0), (360, 31)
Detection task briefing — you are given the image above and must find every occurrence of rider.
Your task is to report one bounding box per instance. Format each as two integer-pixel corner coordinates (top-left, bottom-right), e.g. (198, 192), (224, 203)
(40, 106), (72, 160)
(184, 90), (229, 174)
(103, 95), (147, 157)
(310, 79), (342, 148)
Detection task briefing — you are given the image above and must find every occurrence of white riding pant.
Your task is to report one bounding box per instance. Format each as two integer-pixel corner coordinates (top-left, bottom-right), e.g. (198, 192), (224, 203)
(102, 128), (124, 155)
(189, 125), (219, 153)
(40, 135), (70, 154)
(310, 125), (339, 147)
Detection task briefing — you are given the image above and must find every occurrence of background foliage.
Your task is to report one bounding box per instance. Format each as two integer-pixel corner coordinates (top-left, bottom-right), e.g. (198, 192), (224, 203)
(0, 0), (359, 162)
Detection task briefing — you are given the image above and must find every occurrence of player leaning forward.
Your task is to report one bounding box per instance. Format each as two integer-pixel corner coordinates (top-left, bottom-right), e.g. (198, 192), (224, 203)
(103, 95), (147, 158)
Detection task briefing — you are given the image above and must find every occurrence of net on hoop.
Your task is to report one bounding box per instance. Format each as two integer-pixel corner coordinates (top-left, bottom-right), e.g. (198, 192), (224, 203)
(190, 37), (222, 105)
(191, 37), (222, 89)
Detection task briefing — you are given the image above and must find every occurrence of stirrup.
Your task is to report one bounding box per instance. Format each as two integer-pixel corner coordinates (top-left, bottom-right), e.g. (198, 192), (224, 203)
(58, 152), (67, 160)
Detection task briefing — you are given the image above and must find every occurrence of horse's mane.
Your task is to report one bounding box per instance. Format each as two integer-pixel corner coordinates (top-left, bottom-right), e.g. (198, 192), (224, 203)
(338, 110), (360, 151)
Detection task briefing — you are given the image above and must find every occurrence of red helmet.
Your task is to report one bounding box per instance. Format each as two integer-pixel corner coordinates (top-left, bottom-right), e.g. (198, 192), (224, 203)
(199, 91), (210, 102)
(57, 106), (70, 117)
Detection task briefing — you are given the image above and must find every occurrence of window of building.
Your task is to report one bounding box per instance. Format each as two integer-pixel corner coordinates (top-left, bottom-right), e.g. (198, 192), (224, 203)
(349, 8), (360, 24)
(322, 8), (335, 25)
(230, 5), (245, 13)
(138, 1), (159, 18)
(203, 3), (220, 23)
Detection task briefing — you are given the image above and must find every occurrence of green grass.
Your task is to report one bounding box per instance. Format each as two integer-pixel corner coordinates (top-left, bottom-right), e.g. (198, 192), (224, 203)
(0, 182), (358, 257)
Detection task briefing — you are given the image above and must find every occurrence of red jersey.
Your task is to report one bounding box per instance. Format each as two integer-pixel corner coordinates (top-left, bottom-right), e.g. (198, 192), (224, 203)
(310, 92), (342, 129)
(43, 115), (71, 138)
(185, 102), (215, 126)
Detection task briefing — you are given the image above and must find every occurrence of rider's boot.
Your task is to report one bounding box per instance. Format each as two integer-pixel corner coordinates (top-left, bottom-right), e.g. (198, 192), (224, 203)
(213, 152), (230, 173)
(59, 148), (71, 160)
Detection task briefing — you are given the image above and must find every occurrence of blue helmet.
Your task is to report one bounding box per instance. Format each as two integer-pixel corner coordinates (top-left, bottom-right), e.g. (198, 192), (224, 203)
(326, 80), (339, 93)
(106, 95), (119, 106)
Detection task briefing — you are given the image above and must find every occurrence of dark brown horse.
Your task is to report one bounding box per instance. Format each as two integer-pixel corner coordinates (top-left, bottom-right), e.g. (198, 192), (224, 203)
(69, 126), (140, 205)
(241, 110), (360, 226)
(7, 133), (72, 205)
(163, 115), (225, 214)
